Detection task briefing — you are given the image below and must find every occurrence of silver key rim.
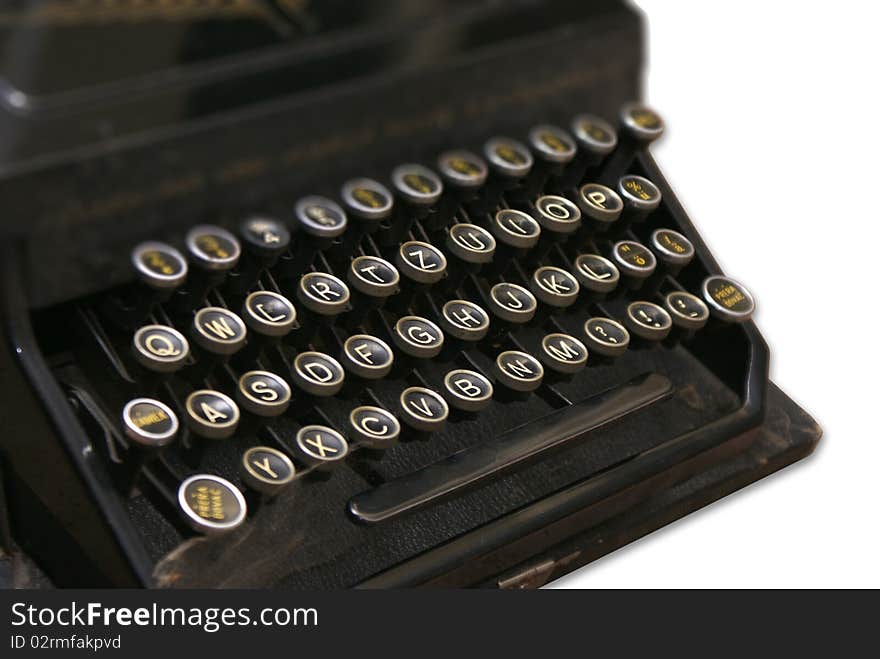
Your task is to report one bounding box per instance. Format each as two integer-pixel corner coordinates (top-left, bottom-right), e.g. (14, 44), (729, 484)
(391, 163), (444, 205)
(342, 334), (394, 379)
(236, 370), (292, 416)
(184, 389), (240, 439)
(131, 241), (188, 289)
(440, 299), (490, 341)
(612, 240), (657, 279)
(292, 351), (345, 396)
(294, 195), (348, 238)
(395, 240), (447, 285)
(443, 369), (494, 412)
(618, 175), (662, 211)
(393, 316), (444, 358)
(665, 291), (710, 330)
(539, 333), (589, 374)
(528, 124), (577, 164)
(122, 397), (179, 447)
(185, 225), (241, 271)
(242, 290), (297, 337)
(625, 301), (673, 340)
(577, 183), (623, 224)
(492, 209), (541, 249)
(619, 102), (665, 142)
(348, 406), (401, 448)
(701, 275), (756, 322)
(348, 255), (400, 298)
(398, 386), (449, 432)
(494, 350), (544, 392)
(488, 282), (537, 324)
(573, 254), (620, 294)
(341, 178), (394, 221)
(132, 324), (190, 373)
(446, 223), (496, 264)
(570, 114), (618, 154)
(192, 307), (248, 355)
(484, 137), (534, 178)
(240, 446), (296, 494)
(583, 317), (630, 357)
(178, 474), (247, 535)
(530, 266), (580, 308)
(650, 228), (695, 266)
(437, 150), (488, 189)
(297, 272), (350, 315)
(534, 195), (582, 234)
(296, 425), (349, 464)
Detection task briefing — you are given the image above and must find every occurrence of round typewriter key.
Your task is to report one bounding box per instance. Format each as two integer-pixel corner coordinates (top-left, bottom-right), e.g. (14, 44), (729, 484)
(530, 266), (580, 308)
(295, 425), (349, 469)
(132, 324), (189, 373)
(494, 350), (544, 392)
(294, 196), (348, 239)
(236, 370), (291, 417)
(577, 183), (623, 230)
(443, 369), (494, 412)
(391, 164), (444, 206)
(348, 255), (400, 298)
(618, 175), (662, 216)
(348, 405), (401, 449)
(239, 216), (290, 260)
(192, 307), (247, 355)
(539, 333), (589, 375)
(395, 240), (447, 285)
(122, 398), (178, 447)
(297, 272), (350, 316)
(625, 301), (673, 341)
(701, 276), (756, 323)
(528, 125), (577, 165)
(440, 300), (490, 342)
(185, 390), (240, 439)
(484, 137), (534, 179)
(393, 316), (444, 359)
(341, 178), (394, 223)
(533, 195), (582, 235)
(131, 241), (188, 290)
(583, 317), (630, 358)
(398, 386), (449, 433)
(241, 446), (295, 496)
(446, 223), (496, 265)
(178, 474), (247, 535)
(342, 334), (394, 379)
(573, 254), (620, 295)
(619, 102), (665, 144)
(437, 150), (489, 190)
(650, 228), (695, 269)
(665, 291), (710, 331)
(488, 282), (537, 324)
(492, 209), (541, 249)
(571, 114), (618, 158)
(185, 225), (241, 272)
(242, 290), (296, 338)
(611, 240), (657, 282)
(292, 351), (345, 397)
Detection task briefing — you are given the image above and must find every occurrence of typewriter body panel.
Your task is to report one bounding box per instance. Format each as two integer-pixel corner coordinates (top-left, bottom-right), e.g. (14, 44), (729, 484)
(0, 1), (819, 588)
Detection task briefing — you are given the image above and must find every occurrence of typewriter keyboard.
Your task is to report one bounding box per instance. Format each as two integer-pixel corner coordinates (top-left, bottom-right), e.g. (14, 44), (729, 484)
(32, 104), (757, 581)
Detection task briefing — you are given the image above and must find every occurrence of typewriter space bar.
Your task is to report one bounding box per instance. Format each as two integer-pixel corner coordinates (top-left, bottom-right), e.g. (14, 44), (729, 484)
(348, 373), (673, 523)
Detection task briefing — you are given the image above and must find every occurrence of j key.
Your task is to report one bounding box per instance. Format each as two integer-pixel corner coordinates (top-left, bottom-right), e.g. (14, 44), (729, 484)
(190, 307), (247, 381)
(124, 241), (188, 326)
(341, 334), (395, 380)
(295, 272), (350, 344)
(444, 223), (496, 292)
(240, 446), (296, 498)
(530, 266), (580, 310)
(236, 370), (292, 417)
(392, 315), (445, 360)
(615, 175), (662, 234)
(701, 276), (756, 323)
(390, 164), (444, 238)
(437, 150), (489, 217)
(576, 183), (623, 236)
(664, 291), (710, 335)
(568, 114), (618, 182)
(482, 137), (534, 209)
(443, 368), (494, 413)
(341, 178), (394, 248)
(526, 124), (578, 195)
(231, 216), (291, 294)
(294, 425), (349, 472)
(490, 208), (541, 275)
(291, 351), (345, 397)
(572, 253), (620, 301)
(182, 225), (241, 305)
(122, 397), (179, 449)
(649, 228), (695, 276)
(398, 386), (449, 434)
(178, 474), (247, 535)
(493, 350), (544, 394)
(611, 240), (657, 292)
(625, 301), (673, 343)
(184, 389), (240, 439)
(393, 240), (447, 311)
(132, 324), (190, 374)
(529, 194), (581, 263)
(619, 102), (665, 147)
(346, 255), (400, 327)
(280, 196), (348, 275)
(539, 333), (589, 376)
(486, 282), (538, 339)
(582, 317), (630, 359)
(348, 405), (402, 450)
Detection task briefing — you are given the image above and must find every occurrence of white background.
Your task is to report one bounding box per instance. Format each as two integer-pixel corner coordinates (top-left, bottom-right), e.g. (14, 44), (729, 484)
(555, 1), (880, 588)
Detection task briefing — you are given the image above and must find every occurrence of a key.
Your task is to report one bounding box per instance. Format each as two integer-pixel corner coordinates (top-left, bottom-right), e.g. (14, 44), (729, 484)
(437, 149), (489, 220)
(189, 307), (248, 381)
(340, 178), (394, 249)
(117, 241), (188, 327)
(279, 196), (348, 277)
(571, 253), (620, 302)
(529, 266), (580, 311)
(178, 474), (247, 535)
(665, 291), (710, 332)
(526, 124), (578, 195)
(482, 136), (534, 209)
(486, 281), (538, 341)
(567, 113), (618, 185)
(614, 174), (662, 235)
(119, 397), (180, 491)
(619, 102), (665, 147)
(238, 290), (296, 364)
(184, 389), (240, 439)
(393, 240), (447, 311)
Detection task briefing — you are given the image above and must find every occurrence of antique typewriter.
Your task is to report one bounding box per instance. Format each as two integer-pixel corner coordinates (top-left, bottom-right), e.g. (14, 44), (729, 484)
(0, 0), (820, 588)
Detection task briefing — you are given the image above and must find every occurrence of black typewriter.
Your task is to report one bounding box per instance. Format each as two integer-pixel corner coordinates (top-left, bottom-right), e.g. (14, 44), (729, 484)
(0, 0), (820, 588)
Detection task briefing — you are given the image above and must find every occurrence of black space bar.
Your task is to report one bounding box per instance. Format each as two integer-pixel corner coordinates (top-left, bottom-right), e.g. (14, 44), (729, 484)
(348, 373), (673, 523)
